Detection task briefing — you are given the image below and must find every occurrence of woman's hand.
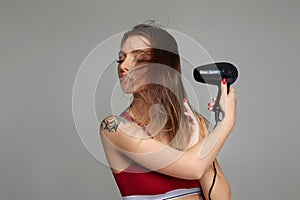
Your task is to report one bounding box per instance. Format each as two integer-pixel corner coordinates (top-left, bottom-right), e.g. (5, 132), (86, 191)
(208, 79), (236, 123)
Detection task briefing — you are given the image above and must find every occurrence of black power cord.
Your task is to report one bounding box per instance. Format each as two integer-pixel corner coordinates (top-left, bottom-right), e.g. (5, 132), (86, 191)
(208, 161), (217, 200)
(207, 104), (221, 200)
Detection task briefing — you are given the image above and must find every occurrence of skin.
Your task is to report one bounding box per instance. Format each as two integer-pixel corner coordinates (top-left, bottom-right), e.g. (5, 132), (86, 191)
(184, 98), (231, 200)
(101, 35), (236, 199)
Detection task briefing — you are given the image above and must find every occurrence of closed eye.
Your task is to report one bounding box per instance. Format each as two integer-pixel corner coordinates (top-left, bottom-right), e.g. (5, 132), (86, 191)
(117, 52), (126, 64)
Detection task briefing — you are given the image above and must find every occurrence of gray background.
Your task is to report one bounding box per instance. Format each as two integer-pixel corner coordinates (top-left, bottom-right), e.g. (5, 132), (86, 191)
(1, 0), (299, 199)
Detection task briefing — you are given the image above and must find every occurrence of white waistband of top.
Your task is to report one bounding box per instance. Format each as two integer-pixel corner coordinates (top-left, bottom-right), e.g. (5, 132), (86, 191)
(123, 187), (201, 200)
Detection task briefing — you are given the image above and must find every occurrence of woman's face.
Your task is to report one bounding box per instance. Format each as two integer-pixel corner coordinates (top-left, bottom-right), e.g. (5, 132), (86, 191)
(117, 35), (151, 78)
(118, 36), (151, 93)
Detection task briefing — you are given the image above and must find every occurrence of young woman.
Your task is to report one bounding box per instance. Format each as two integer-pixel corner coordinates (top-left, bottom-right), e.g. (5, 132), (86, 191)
(100, 23), (236, 200)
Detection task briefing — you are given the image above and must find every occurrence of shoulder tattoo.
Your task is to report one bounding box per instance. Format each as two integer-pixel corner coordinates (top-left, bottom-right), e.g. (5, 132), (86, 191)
(101, 116), (126, 132)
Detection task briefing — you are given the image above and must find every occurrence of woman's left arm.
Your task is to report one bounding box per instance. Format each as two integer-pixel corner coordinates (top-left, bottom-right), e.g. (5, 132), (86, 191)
(199, 159), (231, 200)
(183, 100), (231, 200)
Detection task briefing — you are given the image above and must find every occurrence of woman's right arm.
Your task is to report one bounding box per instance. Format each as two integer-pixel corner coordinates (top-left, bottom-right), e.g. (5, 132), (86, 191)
(100, 82), (236, 180)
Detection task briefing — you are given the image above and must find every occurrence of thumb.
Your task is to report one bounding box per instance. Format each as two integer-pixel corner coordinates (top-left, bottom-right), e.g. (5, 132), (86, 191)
(221, 78), (227, 95)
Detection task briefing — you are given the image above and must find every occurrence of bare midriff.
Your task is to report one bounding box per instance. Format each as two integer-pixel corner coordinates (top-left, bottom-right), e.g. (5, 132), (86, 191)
(178, 194), (203, 200)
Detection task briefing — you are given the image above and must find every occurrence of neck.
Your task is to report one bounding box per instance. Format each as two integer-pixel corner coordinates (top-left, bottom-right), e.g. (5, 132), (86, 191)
(129, 93), (151, 125)
(130, 93), (170, 143)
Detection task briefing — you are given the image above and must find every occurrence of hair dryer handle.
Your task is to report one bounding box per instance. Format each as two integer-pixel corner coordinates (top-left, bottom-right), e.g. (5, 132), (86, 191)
(213, 82), (230, 122)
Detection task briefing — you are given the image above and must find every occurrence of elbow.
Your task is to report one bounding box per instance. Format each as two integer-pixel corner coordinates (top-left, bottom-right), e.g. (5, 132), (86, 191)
(189, 163), (207, 180)
(180, 166), (205, 180)
(224, 192), (231, 200)
(218, 177), (231, 200)
(226, 182), (232, 200)
(192, 168), (206, 180)
(223, 181), (231, 200)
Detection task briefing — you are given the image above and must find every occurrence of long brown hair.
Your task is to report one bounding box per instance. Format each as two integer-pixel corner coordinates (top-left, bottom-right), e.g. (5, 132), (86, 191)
(121, 22), (207, 150)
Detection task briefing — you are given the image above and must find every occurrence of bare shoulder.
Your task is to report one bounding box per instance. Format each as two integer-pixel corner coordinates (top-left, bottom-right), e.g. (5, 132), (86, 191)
(100, 115), (127, 133)
(100, 115), (133, 172)
(100, 115), (148, 148)
(99, 115), (131, 152)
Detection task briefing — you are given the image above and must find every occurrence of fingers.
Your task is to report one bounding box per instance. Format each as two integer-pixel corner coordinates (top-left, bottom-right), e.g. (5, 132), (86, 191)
(183, 98), (197, 122)
(221, 78), (227, 95)
(221, 79), (236, 94)
(208, 101), (215, 111)
(208, 79), (228, 112)
(220, 79), (236, 114)
(208, 96), (216, 111)
(183, 111), (194, 120)
(208, 106), (214, 111)
(228, 85), (235, 94)
(183, 98), (193, 115)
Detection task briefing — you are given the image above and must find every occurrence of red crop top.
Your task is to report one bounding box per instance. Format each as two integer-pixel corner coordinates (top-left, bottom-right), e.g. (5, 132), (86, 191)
(112, 110), (201, 198)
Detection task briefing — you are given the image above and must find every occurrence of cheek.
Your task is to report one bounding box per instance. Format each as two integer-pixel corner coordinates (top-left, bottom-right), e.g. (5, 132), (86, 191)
(117, 65), (121, 76)
(119, 66), (152, 93)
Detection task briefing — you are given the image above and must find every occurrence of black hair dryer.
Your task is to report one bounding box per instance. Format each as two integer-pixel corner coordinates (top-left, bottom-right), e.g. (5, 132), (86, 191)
(193, 62), (238, 122)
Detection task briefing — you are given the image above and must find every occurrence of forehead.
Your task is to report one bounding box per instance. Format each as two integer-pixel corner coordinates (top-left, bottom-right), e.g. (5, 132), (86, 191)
(121, 35), (151, 53)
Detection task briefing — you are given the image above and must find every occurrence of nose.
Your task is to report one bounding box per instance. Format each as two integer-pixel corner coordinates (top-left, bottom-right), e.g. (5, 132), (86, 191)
(119, 54), (135, 76)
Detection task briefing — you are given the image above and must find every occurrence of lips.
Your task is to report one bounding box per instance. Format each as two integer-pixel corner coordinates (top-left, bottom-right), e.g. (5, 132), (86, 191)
(120, 73), (131, 84)
(121, 72), (127, 78)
